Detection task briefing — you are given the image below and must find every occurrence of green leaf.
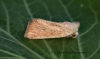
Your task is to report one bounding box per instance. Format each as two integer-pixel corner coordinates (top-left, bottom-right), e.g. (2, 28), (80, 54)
(0, 0), (100, 59)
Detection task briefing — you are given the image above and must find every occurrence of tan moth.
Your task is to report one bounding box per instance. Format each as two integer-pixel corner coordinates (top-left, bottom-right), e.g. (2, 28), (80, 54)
(24, 18), (80, 39)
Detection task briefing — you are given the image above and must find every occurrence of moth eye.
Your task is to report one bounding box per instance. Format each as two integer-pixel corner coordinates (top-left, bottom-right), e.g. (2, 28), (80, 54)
(71, 34), (76, 38)
(72, 34), (76, 37)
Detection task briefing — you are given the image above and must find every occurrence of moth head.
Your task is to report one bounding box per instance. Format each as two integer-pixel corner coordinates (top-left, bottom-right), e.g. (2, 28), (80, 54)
(71, 32), (78, 38)
(71, 22), (80, 38)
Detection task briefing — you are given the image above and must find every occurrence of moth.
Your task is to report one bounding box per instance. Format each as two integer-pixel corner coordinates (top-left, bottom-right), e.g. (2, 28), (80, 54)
(24, 18), (80, 39)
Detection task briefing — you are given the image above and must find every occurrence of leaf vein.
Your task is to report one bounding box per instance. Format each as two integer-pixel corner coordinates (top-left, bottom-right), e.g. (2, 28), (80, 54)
(1, 0), (10, 33)
(43, 40), (58, 59)
(40, 0), (52, 20)
(77, 36), (85, 59)
(60, 39), (65, 59)
(0, 49), (26, 59)
(23, 0), (34, 19)
(58, 0), (73, 21)
(79, 1), (98, 37)
(86, 40), (100, 59)
(0, 28), (44, 59)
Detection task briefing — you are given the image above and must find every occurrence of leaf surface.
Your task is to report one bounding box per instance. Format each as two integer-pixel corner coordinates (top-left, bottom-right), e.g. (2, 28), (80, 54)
(0, 0), (100, 59)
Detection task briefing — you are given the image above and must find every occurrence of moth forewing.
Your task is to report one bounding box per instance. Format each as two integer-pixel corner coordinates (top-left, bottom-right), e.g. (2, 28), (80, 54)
(24, 18), (80, 39)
